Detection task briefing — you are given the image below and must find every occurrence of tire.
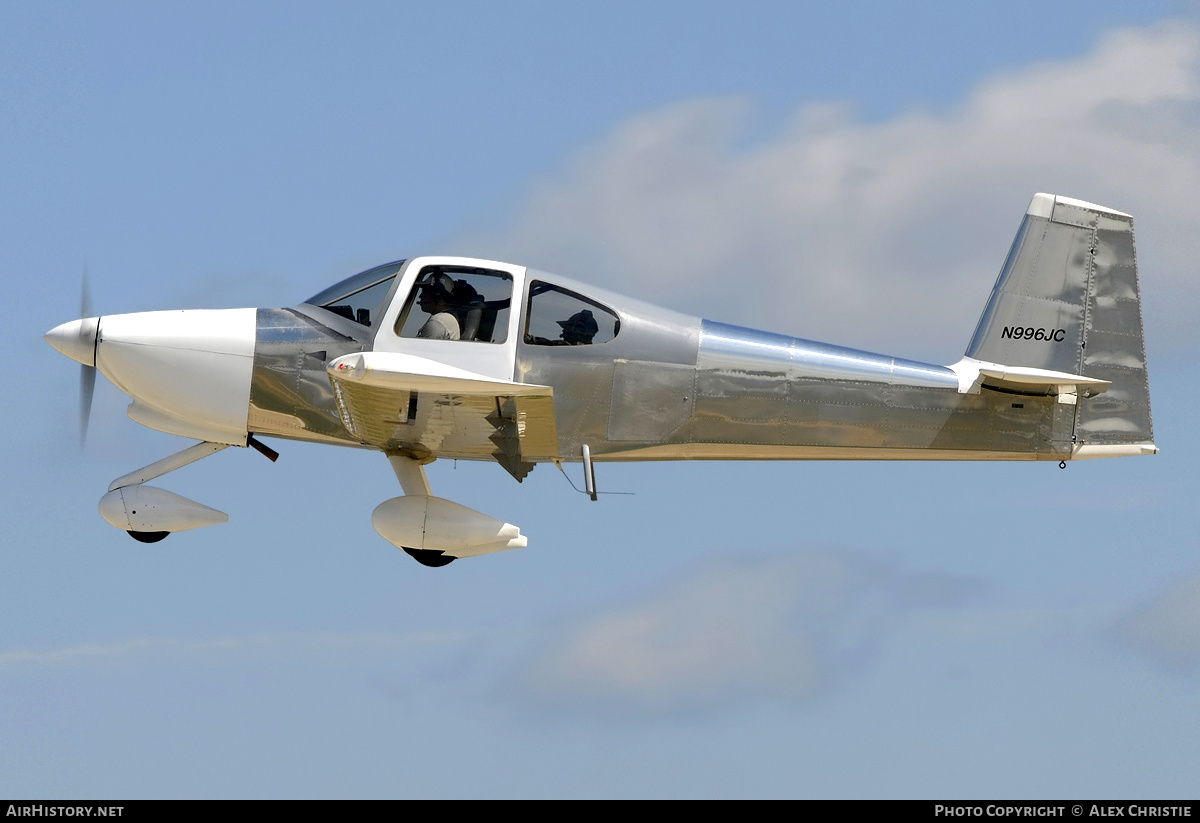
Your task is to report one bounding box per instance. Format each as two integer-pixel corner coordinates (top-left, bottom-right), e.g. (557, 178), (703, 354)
(128, 530), (170, 543)
(402, 547), (456, 567)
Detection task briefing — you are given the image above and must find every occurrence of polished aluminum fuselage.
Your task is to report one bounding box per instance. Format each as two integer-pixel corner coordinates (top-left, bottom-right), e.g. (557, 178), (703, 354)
(247, 275), (1071, 464)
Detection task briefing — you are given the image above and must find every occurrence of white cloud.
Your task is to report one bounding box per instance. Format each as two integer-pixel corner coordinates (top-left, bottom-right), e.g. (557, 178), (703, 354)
(1116, 572), (1200, 671)
(460, 21), (1200, 361)
(521, 551), (982, 715)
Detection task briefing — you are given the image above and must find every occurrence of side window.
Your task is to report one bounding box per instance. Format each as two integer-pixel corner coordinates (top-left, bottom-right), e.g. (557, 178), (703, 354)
(394, 266), (513, 343)
(524, 281), (620, 346)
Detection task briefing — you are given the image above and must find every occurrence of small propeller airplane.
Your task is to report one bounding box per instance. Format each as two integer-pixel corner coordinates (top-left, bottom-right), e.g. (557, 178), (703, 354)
(46, 193), (1156, 566)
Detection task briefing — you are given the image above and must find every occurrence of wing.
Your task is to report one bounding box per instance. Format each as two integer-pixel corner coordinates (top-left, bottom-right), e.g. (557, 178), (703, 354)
(326, 352), (558, 481)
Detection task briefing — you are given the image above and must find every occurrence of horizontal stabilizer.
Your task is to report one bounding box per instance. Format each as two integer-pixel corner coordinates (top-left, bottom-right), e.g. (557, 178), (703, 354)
(949, 357), (1111, 398)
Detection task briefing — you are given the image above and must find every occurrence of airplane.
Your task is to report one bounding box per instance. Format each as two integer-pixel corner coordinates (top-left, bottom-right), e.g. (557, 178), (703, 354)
(45, 192), (1156, 567)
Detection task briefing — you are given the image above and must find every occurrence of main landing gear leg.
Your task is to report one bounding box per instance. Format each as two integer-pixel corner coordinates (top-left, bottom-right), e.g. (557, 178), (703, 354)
(386, 454), (455, 567)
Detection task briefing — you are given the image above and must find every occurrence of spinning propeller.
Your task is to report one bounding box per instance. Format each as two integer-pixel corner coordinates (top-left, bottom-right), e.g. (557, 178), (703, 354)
(44, 268), (101, 447)
(79, 268), (95, 446)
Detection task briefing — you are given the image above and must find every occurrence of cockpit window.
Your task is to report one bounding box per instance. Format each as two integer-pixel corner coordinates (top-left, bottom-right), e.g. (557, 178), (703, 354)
(394, 265), (513, 344)
(304, 260), (404, 328)
(524, 281), (620, 346)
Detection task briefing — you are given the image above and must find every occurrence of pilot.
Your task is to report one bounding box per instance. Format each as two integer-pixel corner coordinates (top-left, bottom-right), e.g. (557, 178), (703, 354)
(557, 309), (599, 345)
(416, 273), (461, 340)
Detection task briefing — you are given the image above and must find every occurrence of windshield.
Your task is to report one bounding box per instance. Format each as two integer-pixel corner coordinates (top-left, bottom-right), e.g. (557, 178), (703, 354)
(304, 260), (404, 328)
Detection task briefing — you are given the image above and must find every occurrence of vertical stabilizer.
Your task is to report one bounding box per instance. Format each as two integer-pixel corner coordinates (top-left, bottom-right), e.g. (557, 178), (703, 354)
(963, 193), (1154, 454)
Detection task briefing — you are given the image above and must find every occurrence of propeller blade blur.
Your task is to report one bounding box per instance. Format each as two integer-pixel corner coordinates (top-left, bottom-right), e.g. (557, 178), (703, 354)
(80, 362), (95, 447)
(79, 267), (95, 448)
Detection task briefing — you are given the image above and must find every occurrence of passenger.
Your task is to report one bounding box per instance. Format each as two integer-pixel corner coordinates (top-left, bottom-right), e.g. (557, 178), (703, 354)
(557, 309), (599, 345)
(416, 273), (460, 340)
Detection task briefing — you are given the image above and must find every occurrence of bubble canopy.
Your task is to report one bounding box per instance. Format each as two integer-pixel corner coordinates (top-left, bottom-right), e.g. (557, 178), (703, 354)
(304, 260), (405, 328)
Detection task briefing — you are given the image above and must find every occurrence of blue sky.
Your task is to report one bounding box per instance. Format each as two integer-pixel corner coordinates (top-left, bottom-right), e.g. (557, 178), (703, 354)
(4, 1), (1200, 799)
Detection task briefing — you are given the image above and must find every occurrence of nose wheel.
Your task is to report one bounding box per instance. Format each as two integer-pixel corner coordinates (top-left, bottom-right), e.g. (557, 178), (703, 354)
(128, 530), (169, 544)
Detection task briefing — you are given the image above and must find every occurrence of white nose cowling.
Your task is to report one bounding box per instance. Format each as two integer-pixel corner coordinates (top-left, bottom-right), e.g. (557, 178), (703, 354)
(47, 308), (257, 446)
(45, 317), (100, 367)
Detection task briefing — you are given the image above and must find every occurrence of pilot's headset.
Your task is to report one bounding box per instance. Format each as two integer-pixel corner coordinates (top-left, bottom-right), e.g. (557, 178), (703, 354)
(419, 271), (456, 302)
(559, 309), (599, 344)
